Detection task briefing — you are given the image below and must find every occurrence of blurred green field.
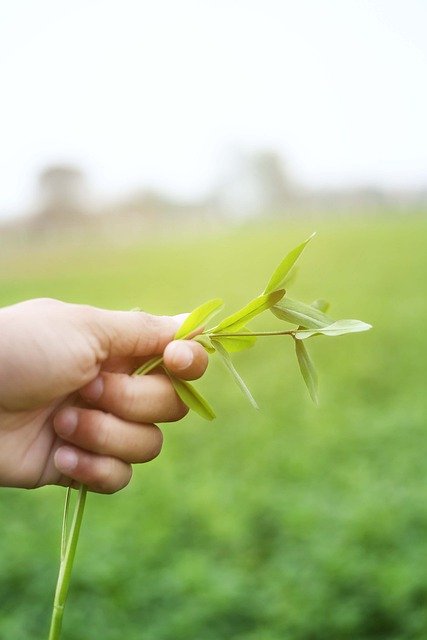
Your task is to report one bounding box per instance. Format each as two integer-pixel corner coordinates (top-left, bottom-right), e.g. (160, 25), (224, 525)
(0, 213), (426, 639)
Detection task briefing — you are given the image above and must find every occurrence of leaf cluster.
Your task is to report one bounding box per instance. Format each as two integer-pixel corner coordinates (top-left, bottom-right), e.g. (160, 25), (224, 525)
(134, 233), (371, 417)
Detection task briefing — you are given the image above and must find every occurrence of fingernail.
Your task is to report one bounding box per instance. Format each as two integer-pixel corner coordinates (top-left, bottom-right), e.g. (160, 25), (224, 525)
(55, 447), (78, 472)
(167, 341), (194, 370)
(56, 408), (78, 437)
(81, 376), (104, 402)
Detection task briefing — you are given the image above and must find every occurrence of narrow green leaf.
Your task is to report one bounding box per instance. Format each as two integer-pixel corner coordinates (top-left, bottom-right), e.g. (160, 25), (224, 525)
(295, 319), (372, 340)
(263, 232), (316, 294)
(310, 298), (330, 313)
(281, 265), (299, 288)
(210, 329), (257, 352)
(211, 340), (259, 409)
(211, 290), (285, 334)
(295, 338), (318, 404)
(272, 297), (333, 329)
(175, 298), (224, 340)
(168, 374), (216, 421)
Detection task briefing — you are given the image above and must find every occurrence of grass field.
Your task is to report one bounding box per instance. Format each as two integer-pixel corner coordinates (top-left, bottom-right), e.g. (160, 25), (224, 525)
(0, 213), (426, 639)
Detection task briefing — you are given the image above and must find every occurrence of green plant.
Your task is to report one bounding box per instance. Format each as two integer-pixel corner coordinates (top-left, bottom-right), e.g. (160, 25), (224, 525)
(48, 233), (371, 639)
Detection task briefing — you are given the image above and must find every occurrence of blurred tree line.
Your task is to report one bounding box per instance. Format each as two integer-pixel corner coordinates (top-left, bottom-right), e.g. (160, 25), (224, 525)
(2, 149), (425, 242)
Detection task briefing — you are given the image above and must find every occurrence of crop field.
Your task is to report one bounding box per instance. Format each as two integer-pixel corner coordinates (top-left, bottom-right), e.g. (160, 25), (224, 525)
(0, 212), (426, 639)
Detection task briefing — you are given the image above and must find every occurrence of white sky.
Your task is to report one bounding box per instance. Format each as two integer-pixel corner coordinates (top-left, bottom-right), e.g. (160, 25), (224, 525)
(1, 0), (427, 219)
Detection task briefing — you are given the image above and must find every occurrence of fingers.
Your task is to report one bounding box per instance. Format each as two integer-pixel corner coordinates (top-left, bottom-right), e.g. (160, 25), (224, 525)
(54, 445), (132, 494)
(79, 341), (208, 422)
(85, 307), (187, 359)
(80, 372), (189, 423)
(52, 337), (210, 494)
(163, 340), (209, 380)
(53, 407), (163, 464)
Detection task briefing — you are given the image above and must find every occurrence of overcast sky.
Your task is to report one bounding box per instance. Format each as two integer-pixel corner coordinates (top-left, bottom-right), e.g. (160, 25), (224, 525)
(1, 0), (427, 219)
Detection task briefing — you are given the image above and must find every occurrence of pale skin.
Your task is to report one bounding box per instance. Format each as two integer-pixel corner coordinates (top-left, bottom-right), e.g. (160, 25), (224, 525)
(0, 298), (208, 494)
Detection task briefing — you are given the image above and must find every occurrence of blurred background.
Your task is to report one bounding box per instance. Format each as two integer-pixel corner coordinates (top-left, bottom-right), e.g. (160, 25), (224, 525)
(0, 1), (426, 638)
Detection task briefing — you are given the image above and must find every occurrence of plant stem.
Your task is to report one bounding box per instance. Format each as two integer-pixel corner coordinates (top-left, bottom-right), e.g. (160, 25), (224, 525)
(48, 484), (87, 640)
(133, 355), (164, 376)
(60, 487), (71, 562)
(132, 332), (296, 378)
(209, 330), (295, 338)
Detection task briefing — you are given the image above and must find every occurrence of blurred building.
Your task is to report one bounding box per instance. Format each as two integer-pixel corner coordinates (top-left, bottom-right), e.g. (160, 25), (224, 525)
(214, 150), (295, 217)
(32, 165), (89, 232)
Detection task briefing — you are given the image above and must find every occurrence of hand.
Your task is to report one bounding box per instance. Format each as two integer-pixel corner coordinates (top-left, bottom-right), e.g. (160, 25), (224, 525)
(0, 298), (208, 493)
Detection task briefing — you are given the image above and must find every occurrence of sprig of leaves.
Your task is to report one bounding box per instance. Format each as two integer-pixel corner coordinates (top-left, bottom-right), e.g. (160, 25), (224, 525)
(50, 232), (372, 640)
(133, 233), (372, 415)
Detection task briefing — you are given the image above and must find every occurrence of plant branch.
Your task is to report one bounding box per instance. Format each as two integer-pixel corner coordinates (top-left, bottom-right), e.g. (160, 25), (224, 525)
(208, 330), (296, 338)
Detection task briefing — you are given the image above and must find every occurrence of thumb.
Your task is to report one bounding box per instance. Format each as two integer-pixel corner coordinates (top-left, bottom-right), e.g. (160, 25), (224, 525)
(87, 307), (186, 360)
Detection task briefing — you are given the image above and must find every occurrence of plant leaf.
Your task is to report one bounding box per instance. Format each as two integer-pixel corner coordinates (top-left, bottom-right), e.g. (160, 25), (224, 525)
(310, 298), (330, 313)
(263, 232), (316, 294)
(272, 297), (333, 329)
(211, 340), (259, 409)
(295, 319), (372, 340)
(168, 374), (216, 421)
(294, 338), (318, 404)
(281, 265), (299, 288)
(210, 329), (257, 352)
(211, 290), (285, 334)
(175, 298), (224, 340)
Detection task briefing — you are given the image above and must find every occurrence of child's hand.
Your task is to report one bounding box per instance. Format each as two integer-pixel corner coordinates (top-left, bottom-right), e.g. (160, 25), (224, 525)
(0, 298), (208, 493)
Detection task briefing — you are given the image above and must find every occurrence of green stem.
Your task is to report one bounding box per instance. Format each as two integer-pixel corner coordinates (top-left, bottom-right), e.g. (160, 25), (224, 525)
(48, 484), (87, 640)
(133, 355), (164, 376)
(48, 345), (157, 640)
(209, 330), (295, 338)
(133, 332), (296, 378)
(60, 487), (71, 562)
